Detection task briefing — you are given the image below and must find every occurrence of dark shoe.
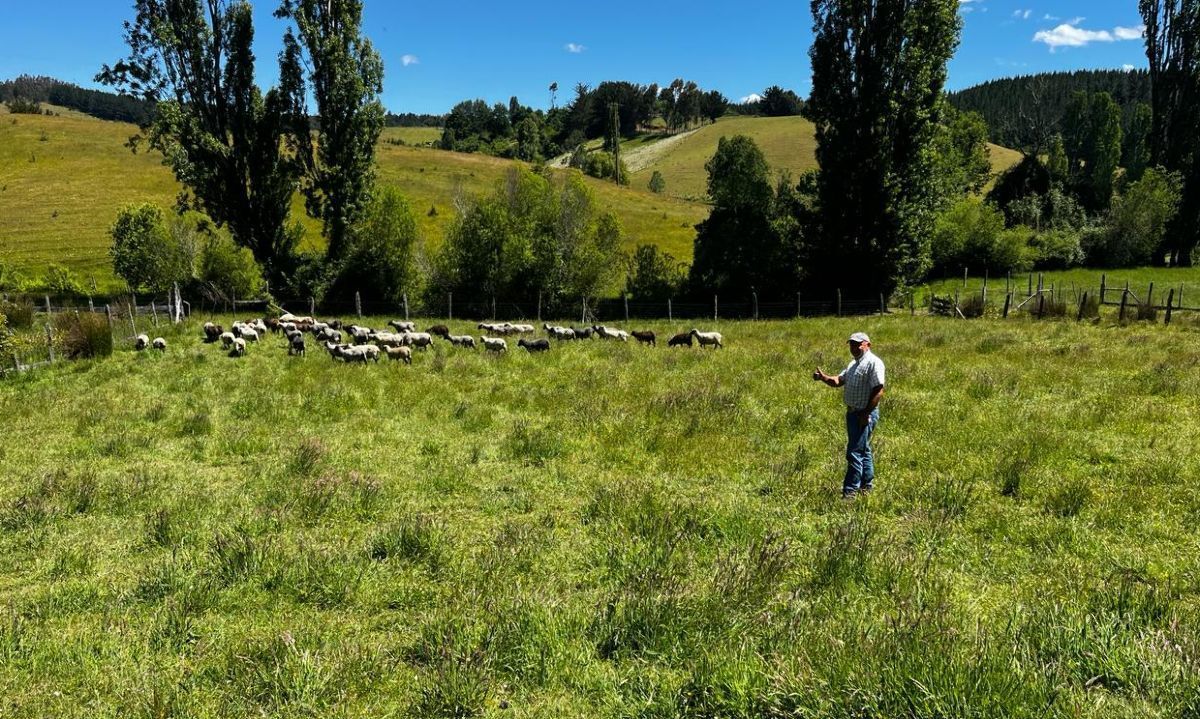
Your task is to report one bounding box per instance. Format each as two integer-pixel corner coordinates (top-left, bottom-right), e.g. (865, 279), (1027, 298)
(859, 486), (873, 496)
(841, 489), (857, 500)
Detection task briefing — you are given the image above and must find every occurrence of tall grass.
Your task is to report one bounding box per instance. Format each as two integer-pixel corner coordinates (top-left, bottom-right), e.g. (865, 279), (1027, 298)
(0, 315), (1198, 716)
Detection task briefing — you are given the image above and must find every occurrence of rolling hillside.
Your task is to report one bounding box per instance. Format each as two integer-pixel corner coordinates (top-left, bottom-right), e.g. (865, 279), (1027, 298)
(623, 115), (1023, 200)
(1, 109), (1020, 293)
(0, 108), (705, 292)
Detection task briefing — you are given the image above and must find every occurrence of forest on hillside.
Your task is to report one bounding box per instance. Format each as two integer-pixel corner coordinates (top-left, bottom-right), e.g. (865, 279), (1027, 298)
(949, 69), (1151, 150)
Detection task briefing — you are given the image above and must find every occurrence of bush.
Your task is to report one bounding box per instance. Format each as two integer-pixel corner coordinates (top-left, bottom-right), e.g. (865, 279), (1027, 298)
(199, 231), (264, 301)
(1089, 168), (1181, 267)
(0, 299), (33, 329)
(53, 312), (112, 359)
(932, 198), (1026, 274)
(625, 244), (687, 301)
(110, 204), (195, 293)
(648, 171), (666, 194)
(327, 186), (422, 305)
(5, 98), (41, 114)
(42, 264), (83, 296)
(1028, 228), (1085, 270)
(0, 311), (10, 358)
(0, 261), (27, 292)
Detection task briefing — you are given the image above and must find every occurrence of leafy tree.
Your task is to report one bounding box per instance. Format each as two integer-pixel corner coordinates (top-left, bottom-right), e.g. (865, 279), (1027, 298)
(1090, 167), (1181, 266)
(199, 229), (265, 300)
(759, 85), (804, 116)
(987, 154), (1052, 225)
(931, 197), (1027, 275)
(327, 186), (422, 305)
(277, 0), (385, 263)
(625, 244), (686, 301)
(42, 264), (84, 296)
(648, 171), (666, 194)
(97, 0), (301, 278)
(1077, 92), (1123, 211)
(689, 136), (795, 296)
(1047, 135), (1069, 184)
(700, 90), (728, 123)
(1123, 102), (1153, 182)
(515, 116), (542, 161)
(933, 107), (992, 199)
(109, 204), (194, 292)
(804, 0), (961, 297)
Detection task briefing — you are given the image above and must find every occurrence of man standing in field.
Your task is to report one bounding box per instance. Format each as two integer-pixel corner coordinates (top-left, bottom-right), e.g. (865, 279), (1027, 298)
(812, 332), (886, 498)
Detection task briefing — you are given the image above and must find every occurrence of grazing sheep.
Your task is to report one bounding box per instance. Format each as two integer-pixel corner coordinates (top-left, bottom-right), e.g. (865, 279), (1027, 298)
(400, 332), (435, 350)
(240, 328), (260, 343)
(280, 322), (297, 334)
(510, 323), (536, 334)
(544, 324), (576, 340)
(481, 336), (507, 353)
(220, 331), (236, 348)
(518, 338), (550, 353)
(371, 331), (405, 348)
(230, 337), (247, 357)
(689, 328), (723, 349)
(571, 326), (595, 339)
(251, 319), (268, 335)
(328, 319), (343, 330)
(203, 322), (223, 343)
(667, 332), (693, 348)
(631, 330), (656, 346)
(361, 345), (381, 362)
(265, 317), (281, 333)
(317, 328), (343, 344)
(152, 337), (167, 351)
(385, 345), (413, 364)
(477, 321), (503, 332)
(289, 334), (306, 356)
(447, 334), (477, 348)
(135, 334), (150, 351)
(310, 321), (330, 335)
(348, 326), (373, 344)
(389, 320), (415, 332)
(426, 324), (450, 339)
(593, 325), (630, 341)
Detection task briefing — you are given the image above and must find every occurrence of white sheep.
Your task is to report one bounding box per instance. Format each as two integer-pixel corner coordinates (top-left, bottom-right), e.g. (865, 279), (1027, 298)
(385, 345), (412, 364)
(371, 331), (406, 348)
(481, 336), (508, 353)
(152, 337), (167, 351)
(400, 332), (435, 350)
(220, 331), (236, 348)
(241, 328), (260, 343)
(389, 320), (415, 332)
(447, 334), (477, 348)
(689, 328), (723, 349)
(593, 325), (630, 341)
(231, 337), (247, 357)
(135, 334), (150, 351)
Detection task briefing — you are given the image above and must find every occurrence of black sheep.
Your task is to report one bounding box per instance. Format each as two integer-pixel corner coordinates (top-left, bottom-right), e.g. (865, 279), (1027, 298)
(667, 332), (693, 347)
(571, 326), (594, 339)
(518, 338), (551, 353)
(426, 324), (451, 339)
(631, 330), (656, 346)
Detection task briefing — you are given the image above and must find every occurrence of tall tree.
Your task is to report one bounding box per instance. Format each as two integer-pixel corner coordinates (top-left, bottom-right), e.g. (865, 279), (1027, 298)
(1123, 102), (1153, 182)
(804, 0), (961, 297)
(1141, 0), (1200, 264)
(97, 0), (300, 278)
(1084, 92), (1123, 211)
(277, 0), (385, 263)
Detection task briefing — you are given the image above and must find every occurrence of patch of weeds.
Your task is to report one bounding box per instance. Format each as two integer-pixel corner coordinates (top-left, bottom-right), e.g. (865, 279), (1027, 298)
(412, 654), (491, 718)
(144, 401), (168, 423)
(222, 631), (338, 713)
(144, 507), (181, 548)
(47, 545), (93, 580)
(583, 485), (716, 544)
(0, 493), (50, 531)
(150, 595), (201, 650)
(711, 532), (792, 607)
(267, 548), (364, 608)
(810, 514), (874, 591)
(504, 420), (563, 467)
(1044, 478), (1092, 518)
(368, 516), (446, 572)
(925, 475), (975, 520)
(287, 437), (327, 478)
(180, 409), (213, 436)
(208, 524), (273, 585)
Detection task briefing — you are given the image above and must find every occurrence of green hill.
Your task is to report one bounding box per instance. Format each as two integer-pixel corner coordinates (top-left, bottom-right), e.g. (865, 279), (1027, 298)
(622, 115), (1021, 200)
(0, 108), (705, 292)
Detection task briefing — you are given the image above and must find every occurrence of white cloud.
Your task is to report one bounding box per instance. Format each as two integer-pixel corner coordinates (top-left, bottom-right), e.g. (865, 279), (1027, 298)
(564, 43), (585, 54)
(1122, 64), (1136, 71)
(401, 54), (419, 67)
(1033, 23), (1145, 50)
(1113, 25), (1145, 40)
(739, 93), (762, 104)
(1012, 9), (1032, 19)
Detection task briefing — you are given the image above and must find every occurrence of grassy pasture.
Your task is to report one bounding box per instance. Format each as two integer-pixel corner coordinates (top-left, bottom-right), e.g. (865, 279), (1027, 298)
(1, 314), (1198, 717)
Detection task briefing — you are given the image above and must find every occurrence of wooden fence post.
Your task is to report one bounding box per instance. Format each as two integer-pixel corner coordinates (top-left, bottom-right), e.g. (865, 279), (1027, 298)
(713, 295), (718, 321)
(355, 291), (362, 318)
(537, 291), (543, 323)
(1002, 292), (1011, 319)
(491, 296), (497, 321)
(1027, 273), (1032, 297)
(797, 292), (802, 318)
(127, 302), (136, 335)
(1100, 274), (1107, 303)
(982, 271), (988, 308)
(46, 323), (54, 363)
(581, 297), (587, 324)
(752, 292), (759, 320)
(1037, 292), (1045, 319)
(309, 297), (315, 316)
(954, 289), (960, 317)
(1147, 282), (1154, 310)
(1077, 292), (1088, 321)
(404, 293), (410, 321)
(150, 298), (159, 327)
(448, 292), (453, 321)
(88, 297), (94, 313)
(668, 298), (673, 322)
(879, 293), (885, 316)
(963, 267), (968, 287)
(624, 294), (629, 322)
(1118, 288), (1128, 322)
(1165, 288), (1175, 325)
(836, 289), (842, 316)
(910, 292), (915, 316)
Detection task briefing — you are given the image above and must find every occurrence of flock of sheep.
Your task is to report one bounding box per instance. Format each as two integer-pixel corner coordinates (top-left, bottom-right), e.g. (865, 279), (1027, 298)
(165, 312), (725, 362)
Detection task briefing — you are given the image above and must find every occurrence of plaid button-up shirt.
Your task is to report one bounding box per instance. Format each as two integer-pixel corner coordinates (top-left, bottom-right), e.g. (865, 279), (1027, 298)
(839, 351), (885, 411)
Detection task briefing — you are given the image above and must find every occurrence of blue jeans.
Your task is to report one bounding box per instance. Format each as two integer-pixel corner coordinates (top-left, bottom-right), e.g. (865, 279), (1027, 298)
(844, 408), (879, 494)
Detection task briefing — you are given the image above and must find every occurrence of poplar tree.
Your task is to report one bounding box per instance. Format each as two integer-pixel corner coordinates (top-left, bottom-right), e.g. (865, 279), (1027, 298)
(277, 0), (385, 263)
(804, 0), (961, 298)
(97, 0), (300, 277)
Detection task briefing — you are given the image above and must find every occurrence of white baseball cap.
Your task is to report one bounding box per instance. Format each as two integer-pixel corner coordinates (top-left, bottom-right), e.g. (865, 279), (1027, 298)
(848, 332), (870, 344)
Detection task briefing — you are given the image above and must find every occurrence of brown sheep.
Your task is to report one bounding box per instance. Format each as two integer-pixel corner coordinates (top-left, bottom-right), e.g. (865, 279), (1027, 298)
(631, 330), (656, 346)
(667, 332), (693, 347)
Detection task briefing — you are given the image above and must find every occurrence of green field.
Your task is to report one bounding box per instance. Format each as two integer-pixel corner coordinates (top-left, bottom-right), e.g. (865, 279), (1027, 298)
(1, 314), (1198, 716)
(622, 115), (1024, 201)
(380, 126), (443, 146)
(0, 111), (705, 291)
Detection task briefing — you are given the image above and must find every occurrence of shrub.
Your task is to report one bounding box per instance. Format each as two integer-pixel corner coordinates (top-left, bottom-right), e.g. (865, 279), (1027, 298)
(625, 244), (687, 302)
(1028, 228), (1084, 270)
(53, 312), (113, 359)
(110, 204), (196, 293)
(0, 261), (27, 292)
(199, 231), (264, 301)
(1090, 168), (1181, 267)
(932, 198), (1028, 274)
(0, 299), (33, 329)
(42, 264), (83, 296)
(5, 98), (41, 114)
(327, 186), (422, 305)
(648, 171), (666, 194)
(0, 311), (9, 358)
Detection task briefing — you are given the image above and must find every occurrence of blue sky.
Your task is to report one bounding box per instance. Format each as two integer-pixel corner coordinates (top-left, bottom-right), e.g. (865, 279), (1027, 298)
(0, 1), (1150, 115)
